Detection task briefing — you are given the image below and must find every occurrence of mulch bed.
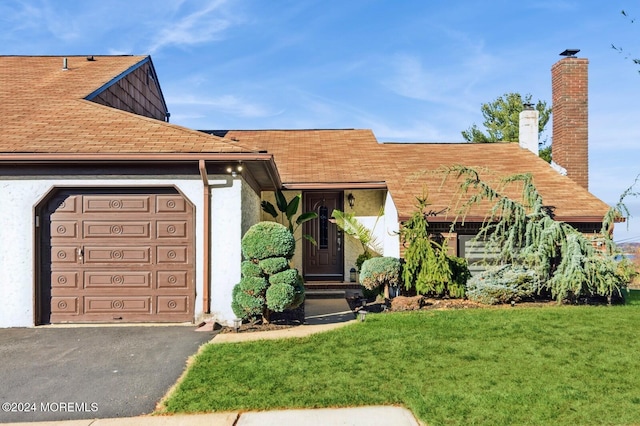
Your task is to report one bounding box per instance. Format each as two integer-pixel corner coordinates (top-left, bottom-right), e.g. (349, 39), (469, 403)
(219, 284), (640, 333)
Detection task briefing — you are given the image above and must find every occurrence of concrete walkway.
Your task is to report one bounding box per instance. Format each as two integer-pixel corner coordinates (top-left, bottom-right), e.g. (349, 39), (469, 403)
(5, 406), (421, 425)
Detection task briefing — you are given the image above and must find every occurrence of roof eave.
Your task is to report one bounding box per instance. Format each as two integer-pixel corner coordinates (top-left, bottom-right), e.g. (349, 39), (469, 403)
(0, 152), (274, 162)
(282, 182), (387, 190)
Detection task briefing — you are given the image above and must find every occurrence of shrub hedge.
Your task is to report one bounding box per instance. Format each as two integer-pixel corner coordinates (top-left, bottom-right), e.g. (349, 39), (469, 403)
(360, 257), (401, 291)
(241, 222), (295, 260)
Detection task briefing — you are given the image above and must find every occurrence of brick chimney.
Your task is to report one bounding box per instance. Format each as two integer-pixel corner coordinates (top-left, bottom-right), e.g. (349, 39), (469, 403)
(551, 53), (589, 190)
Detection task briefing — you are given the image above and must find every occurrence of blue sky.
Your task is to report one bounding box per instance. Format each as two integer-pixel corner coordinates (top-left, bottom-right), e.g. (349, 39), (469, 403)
(2, 0), (640, 243)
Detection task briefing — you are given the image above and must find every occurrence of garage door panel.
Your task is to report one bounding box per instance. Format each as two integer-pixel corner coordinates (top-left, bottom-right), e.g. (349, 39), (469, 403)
(50, 195), (80, 214)
(157, 221), (188, 238)
(83, 196), (151, 213)
(51, 221), (78, 238)
(156, 196), (186, 213)
(52, 271), (79, 288)
(157, 296), (188, 313)
(157, 246), (188, 263)
(52, 246), (78, 263)
(84, 246), (151, 263)
(51, 296), (79, 315)
(157, 271), (188, 288)
(85, 296), (151, 314)
(85, 271), (152, 288)
(84, 222), (150, 238)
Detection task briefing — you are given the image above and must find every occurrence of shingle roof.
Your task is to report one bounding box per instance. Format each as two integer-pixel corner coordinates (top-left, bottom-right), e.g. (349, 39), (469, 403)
(223, 129), (387, 184)
(0, 56), (254, 154)
(223, 130), (610, 222)
(380, 142), (610, 222)
(1, 55), (609, 223)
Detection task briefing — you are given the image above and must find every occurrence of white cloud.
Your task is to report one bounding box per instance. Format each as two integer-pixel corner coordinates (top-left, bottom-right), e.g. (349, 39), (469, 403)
(147, 0), (236, 53)
(169, 94), (275, 118)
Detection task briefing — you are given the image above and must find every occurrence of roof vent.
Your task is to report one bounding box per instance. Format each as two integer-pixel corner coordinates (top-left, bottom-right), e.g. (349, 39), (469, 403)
(87, 55), (95, 61)
(62, 57), (68, 71)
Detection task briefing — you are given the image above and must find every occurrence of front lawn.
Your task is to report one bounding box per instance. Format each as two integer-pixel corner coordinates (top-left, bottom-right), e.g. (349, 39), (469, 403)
(161, 290), (640, 425)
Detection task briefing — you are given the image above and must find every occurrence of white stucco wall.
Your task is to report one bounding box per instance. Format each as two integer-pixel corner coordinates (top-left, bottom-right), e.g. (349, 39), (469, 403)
(383, 192), (400, 258)
(0, 175), (247, 328)
(208, 176), (244, 325)
(208, 178), (262, 325)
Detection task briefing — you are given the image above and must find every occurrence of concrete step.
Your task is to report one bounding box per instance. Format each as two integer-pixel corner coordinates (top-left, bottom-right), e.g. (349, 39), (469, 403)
(305, 289), (346, 299)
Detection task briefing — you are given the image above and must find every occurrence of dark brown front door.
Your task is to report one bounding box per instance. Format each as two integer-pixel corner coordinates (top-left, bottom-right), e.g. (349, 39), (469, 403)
(39, 189), (194, 324)
(303, 191), (343, 281)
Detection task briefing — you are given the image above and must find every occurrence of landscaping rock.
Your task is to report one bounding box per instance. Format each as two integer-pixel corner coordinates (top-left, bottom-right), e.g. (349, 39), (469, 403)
(390, 295), (427, 311)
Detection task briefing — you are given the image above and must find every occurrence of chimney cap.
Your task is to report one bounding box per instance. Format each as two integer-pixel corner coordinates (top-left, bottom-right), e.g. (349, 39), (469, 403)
(559, 49), (580, 57)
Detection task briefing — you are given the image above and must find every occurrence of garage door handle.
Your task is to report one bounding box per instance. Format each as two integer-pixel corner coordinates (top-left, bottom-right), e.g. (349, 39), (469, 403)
(77, 247), (84, 260)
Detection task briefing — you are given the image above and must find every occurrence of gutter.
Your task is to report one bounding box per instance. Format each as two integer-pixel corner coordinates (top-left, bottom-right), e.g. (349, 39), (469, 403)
(282, 182), (387, 190)
(199, 160), (211, 314)
(0, 152), (275, 163)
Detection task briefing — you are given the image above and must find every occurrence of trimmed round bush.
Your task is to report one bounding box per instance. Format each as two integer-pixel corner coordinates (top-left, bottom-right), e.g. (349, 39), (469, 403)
(360, 257), (401, 291)
(259, 257), (290, 275)
(241, 260), (263, 278)
(232, 289), (265, 318)
(238, 276), (268, 295)
(266, 282), (295, 312)
(269, 268), (299, 287)
(466, 264), (538, 305)
(241, 222), (295, 260)
(231, 276), (268, 319)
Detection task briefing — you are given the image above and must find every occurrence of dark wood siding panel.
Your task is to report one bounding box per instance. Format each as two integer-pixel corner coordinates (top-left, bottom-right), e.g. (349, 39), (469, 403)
(91, 62), (167, 121)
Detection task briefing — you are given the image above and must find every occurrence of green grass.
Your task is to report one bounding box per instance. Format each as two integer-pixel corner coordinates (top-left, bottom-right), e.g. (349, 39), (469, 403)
(162, 290), (640, 425)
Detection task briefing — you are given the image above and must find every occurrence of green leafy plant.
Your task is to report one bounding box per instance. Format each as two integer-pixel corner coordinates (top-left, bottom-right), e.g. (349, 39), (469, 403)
(447, 166), (636, 303)
(262, 189), (318, 243)
(360, 256), (401, 299)
(331, 209), (383, 263)
(232, 221), (305, 323)
(355, 251), (372, 273)
(400, 195), (469, 298)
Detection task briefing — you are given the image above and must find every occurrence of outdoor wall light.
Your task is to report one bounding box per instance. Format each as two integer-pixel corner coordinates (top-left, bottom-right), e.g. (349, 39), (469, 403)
(226, 164), (243, 177)
(233, 318), (242, 332)
(347, 193), (355, 208)
(359, 310), (368, 322)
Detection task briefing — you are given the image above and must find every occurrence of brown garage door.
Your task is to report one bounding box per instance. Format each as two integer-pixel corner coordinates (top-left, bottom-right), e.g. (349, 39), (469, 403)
(42, 191), (194, 323)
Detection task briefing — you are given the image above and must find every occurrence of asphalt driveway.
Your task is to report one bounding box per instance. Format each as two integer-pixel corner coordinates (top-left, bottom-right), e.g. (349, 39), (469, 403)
(0, 326), (213, 423)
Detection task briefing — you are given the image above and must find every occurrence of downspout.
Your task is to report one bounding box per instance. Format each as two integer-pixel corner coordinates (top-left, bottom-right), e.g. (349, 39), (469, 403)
(199, 160), (211, 314)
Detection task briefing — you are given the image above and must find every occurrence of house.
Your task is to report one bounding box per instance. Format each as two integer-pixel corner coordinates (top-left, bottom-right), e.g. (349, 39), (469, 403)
(0, 54), (610, 328)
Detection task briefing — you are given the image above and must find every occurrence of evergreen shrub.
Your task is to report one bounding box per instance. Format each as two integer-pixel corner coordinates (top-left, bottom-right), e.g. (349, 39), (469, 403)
(241, 222), (295, 260)
(231, 277), (268, 318)
(360, 257), (401, 291)
(241, 260), (263, 278)
(259, 257), (289, 275)
(466, 264), (538, 305)
(269, 268), (299, 287)
(265, 282), (295, 312)
(232, 221), (305, 321)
